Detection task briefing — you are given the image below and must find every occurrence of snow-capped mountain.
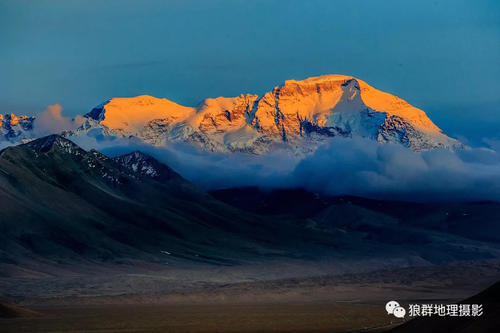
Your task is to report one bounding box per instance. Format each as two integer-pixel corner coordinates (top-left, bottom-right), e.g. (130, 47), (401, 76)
(18, 134), (179, 185)
(80, 75), (460, 153)
(26, 133), (85, 155)
(0, 114), (35, 143)
(112, 150), (181, 182)
(2, 75), (461, 153)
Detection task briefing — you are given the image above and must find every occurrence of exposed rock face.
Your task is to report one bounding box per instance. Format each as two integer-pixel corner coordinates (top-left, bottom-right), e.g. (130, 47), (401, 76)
(0, 114), (35, 142)
(81, 75), (459, 153)
(1, 75), (461, 154)
(112, 150), (181, 182)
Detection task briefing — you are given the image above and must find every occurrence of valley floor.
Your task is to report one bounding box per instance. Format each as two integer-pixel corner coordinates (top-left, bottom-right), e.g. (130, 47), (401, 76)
(1, 260), (499, 332)
(0, 303), (404, 333)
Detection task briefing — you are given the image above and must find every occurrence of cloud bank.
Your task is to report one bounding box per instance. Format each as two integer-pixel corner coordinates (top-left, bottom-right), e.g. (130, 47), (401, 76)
(76, 135), (500, 202)
(33, 104), (84, 136)
(23, 105), (500, 202)
(290, 138), (500, 201)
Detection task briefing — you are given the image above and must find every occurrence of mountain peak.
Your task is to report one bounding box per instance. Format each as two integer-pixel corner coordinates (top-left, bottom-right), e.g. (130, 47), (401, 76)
(274, 74), (441, 133)
(112, 150), (180, 182)
(84, 95), (195, 133)
(283, 74), (354, 86)
(25, 134), (83, 154)
(77, 75), (460, 153)
(0, 113), (35, 143)
(1, 75), (461, 154)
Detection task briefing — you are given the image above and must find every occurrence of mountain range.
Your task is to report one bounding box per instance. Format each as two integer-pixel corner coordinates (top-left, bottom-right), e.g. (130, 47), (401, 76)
(0, 135), (345, 275)
(0, 135), (498, 278)
(0, 114), (34, 143)
(1, 75), (461, 154)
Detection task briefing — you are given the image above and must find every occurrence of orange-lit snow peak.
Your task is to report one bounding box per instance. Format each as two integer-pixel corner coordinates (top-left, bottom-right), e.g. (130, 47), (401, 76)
(8, 113), (20, 126)
(99, 95), (195, 133)
(271, 74), (441, 134)
(82, 74), (459, 153)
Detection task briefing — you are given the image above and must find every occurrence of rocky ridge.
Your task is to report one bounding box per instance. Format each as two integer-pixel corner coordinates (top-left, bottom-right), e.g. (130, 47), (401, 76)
(2, 75), (461, 154)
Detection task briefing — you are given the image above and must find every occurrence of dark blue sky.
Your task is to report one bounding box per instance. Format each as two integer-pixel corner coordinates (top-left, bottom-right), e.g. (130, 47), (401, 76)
(1, 0), (499, 143)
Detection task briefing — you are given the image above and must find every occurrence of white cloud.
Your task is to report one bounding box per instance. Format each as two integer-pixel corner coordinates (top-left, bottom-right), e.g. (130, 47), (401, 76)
(89, 136), (500, 202)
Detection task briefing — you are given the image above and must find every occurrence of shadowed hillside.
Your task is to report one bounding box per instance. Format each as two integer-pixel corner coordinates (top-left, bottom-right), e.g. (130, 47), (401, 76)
(1, 136), (500, 279)
(0, 135), (344, 276)
(390, 281), (500, 333)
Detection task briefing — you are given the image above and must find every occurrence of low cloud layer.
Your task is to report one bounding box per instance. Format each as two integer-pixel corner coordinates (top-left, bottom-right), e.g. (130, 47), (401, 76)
(77, 135), (500, 202)
(20, 105), (500, 202)
(291, 138), (500, 201)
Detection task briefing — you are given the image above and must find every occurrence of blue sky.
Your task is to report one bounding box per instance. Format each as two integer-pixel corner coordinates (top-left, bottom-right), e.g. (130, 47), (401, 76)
(1, 0), (499, 143)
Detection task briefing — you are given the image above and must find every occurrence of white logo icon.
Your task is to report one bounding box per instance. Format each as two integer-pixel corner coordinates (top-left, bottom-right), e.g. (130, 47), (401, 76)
(386, 300), (406, 318)
(385, 300), (400, 315)
(393, 306), (406, 318)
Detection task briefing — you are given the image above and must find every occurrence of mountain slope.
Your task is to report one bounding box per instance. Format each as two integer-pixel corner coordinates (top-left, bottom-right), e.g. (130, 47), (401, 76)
(211, 187), (500, 262)
(0, 135), (347, 276)
(390, 280), (500, 333)
(2, 75), (460, 153)
(1, 136), (494, 280)
(0, 114), (34, 142)
(111, 150), (181, 183)
(79, 75), (459, 153)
